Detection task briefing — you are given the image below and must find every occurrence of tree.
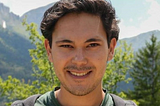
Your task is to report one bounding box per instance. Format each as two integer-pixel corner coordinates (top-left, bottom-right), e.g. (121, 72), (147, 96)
(130, 35), (160, 106)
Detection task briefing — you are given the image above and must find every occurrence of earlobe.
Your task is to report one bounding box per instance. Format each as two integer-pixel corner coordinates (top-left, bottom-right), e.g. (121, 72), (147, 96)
(108, 38), (117, 61)
(44, 39), (53, 63)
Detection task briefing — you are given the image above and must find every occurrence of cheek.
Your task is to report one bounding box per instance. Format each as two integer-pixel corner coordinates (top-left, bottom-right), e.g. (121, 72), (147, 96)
(51, 53), (66, 78)
(87, 49), (109, 62)
(87, 49), (108, 71)
(52, 50), (72, 67)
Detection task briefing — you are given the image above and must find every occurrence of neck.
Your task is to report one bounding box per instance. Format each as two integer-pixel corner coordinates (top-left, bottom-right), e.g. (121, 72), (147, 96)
(55, 84), (105, 106)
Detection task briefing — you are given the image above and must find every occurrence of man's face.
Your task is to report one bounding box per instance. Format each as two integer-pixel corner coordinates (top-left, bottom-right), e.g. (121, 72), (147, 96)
(45, 13), (116, 96)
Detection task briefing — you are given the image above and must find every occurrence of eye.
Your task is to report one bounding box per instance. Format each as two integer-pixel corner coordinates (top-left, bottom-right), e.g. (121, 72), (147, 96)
(59, 45), (73, 48)
(87, 43), (100, 48)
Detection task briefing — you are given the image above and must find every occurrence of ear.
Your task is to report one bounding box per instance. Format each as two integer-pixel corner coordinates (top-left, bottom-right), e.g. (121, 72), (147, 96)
(108, 38), (117, 61)
(44, 39), (53, 63)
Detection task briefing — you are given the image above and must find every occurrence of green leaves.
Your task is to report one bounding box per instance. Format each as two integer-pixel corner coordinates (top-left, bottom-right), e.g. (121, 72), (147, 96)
(0, 76), (34, 105)
(103, 41), (134, 94)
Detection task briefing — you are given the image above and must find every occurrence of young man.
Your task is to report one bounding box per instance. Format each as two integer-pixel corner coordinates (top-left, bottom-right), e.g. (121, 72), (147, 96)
(12, 0), (137, 106)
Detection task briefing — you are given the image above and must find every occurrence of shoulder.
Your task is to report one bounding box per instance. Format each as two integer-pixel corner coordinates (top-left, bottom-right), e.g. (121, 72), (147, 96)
(110, 94), (137, 106)
(36, 87), (60, 104)
(35, 90), (60, 106)
(11, 94), (41, 106)
(34, 91), (53, 105)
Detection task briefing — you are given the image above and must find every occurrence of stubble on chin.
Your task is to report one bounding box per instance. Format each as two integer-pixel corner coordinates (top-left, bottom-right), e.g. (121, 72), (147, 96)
(60, 79), (101, 96)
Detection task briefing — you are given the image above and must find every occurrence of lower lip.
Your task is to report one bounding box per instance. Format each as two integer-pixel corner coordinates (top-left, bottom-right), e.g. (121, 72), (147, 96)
(67, 71), (92, 79)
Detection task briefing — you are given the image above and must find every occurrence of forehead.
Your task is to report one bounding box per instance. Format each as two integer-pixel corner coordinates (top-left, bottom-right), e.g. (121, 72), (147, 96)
(52, 12), (106, 40)
(57, 13), (99, 24)
(55, 12), (104, 30)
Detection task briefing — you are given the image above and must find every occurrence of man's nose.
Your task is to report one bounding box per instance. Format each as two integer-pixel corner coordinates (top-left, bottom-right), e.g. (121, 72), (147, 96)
(71, 49), (88, 65)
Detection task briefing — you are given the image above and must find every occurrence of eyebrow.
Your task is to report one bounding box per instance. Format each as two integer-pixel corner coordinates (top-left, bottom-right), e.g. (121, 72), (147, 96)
(56, 39), (73, 44)
(55, 38), (102, 44)
(85, 38), (102, 43)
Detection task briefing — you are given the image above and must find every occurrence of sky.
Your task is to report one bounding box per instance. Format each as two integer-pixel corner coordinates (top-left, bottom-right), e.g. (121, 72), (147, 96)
(0, 0), (160, 39)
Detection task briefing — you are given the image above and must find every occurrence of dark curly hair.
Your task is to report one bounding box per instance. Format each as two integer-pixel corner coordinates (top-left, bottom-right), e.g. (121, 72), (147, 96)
(41, 0), (119, 47)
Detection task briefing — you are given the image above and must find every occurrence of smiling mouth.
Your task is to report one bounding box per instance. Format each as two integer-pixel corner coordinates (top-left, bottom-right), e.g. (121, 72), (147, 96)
(65, 66), (94, 77)
(68, 71), (91, 77)
(70, 71), (88, 76)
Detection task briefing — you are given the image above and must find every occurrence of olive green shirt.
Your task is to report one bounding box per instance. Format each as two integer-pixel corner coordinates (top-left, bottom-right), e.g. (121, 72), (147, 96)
(34, 87), (114, 106)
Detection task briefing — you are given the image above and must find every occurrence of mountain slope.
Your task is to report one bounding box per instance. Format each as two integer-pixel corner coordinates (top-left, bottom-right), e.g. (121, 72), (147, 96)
(0, 26), (34, 80)
(0, 3), (35, 80)
(121, 30), (160, 51)
(21, 3), (54, 28)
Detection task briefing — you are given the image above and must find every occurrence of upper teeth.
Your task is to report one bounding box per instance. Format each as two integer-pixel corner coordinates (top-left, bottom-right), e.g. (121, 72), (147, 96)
(70, 72), (88, 76)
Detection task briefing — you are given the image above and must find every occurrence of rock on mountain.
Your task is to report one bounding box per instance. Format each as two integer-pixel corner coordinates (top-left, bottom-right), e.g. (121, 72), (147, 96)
(0, 3), (20, 25)
(0, 3), (29, 39)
